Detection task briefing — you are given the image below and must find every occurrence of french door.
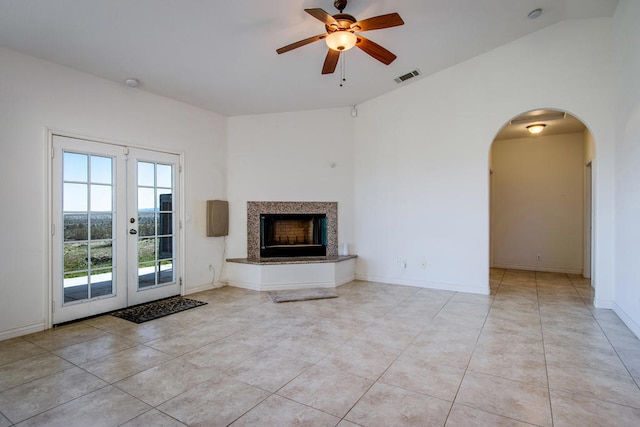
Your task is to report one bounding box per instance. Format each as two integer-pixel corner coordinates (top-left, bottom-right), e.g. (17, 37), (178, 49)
(51, 135), (181, 324)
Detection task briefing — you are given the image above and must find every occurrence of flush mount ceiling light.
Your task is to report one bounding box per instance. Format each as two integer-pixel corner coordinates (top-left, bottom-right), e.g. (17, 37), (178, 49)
(527, 124), (546, 134)
(528, 8), (543, 19)
(325, 30), (357, 51)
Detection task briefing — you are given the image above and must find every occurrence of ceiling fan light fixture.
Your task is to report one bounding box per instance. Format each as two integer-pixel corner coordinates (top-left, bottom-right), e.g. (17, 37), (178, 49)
(527, 124), (546, 134)
(326, 31), (356, 51)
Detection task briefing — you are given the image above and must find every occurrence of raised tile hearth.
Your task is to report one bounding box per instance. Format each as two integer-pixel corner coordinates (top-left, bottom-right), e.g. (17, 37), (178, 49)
(226, 255), (357, 291)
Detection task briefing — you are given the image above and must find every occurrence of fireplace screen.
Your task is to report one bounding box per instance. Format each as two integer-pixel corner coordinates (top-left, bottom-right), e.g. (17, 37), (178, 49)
(260, 214), (327, 257)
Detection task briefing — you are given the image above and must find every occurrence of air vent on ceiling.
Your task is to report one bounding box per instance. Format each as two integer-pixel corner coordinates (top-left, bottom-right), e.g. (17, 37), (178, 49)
(394, 69), (421, 84)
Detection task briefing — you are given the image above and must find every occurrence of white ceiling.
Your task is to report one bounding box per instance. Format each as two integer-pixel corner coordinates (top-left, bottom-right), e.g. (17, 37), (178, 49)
(0, 0), (619, 117)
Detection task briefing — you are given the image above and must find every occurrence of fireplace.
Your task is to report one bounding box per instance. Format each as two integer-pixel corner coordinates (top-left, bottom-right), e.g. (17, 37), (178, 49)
(260, 214), (327, 257)
(227, 201), (355, 291)
(247, 201), (338, 259)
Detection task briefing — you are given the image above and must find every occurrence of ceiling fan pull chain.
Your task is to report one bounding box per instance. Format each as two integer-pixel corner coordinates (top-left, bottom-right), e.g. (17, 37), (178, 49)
(340, 52), (346, 87)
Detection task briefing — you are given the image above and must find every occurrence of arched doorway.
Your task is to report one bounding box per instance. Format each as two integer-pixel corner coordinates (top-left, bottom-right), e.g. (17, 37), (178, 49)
(489, 109), (594, 284)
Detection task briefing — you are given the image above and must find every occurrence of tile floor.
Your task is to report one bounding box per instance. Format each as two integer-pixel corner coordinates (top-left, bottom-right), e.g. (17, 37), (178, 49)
(1, 269), (640, 426)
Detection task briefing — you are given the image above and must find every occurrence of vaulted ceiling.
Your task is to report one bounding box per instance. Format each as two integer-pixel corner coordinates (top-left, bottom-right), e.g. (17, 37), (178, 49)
(0, 0), (619, 116)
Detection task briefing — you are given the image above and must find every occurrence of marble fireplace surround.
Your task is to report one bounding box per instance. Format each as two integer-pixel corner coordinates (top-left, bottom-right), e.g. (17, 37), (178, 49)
(246, 201), (338, 259)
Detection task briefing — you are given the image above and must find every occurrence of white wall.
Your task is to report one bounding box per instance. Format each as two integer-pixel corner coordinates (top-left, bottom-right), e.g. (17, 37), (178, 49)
(0, 48), (227, 339)
(613, 0), (640, 337)
(491, 133), (585, 273)
(353, 18), (617, 300)
(226, 109), (355, 260)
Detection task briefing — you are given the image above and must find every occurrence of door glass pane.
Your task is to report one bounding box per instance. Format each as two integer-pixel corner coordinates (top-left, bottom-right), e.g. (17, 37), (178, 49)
(136, 161), (175, 289)
(64, 242), (88, 272)
(64, 214), (88, 241)
(90, 213), (112, 240)
(89, 241), (112, 267)
(138, 212), (156, 237)
(62, 150), (115, 304)
(64, 183), (88, 211)
(157, 164), (172, 188)
(138, 188), (155, 210)
(64, 273), (88, 303)
(159, 213), (172, 235)
(90, 156), (112, 184)
(63, 152), (88, 182)
(158, 190), (172, 210)
(159, 261), (173, 285)
(90, 269), (113, 298)
(158, 237), (172, 260)
(138, 237), (155, 263)
(138, 162), (155, 186)
(90, 184), (112, 211)
(138, 262), (156, 288)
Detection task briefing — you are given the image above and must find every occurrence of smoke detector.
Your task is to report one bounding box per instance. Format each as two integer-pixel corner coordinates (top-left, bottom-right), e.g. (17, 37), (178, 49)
(528, 8), (542, 19)
(125, 78), (140, 88)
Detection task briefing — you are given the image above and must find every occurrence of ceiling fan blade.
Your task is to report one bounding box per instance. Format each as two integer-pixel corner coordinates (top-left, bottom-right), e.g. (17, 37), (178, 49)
(351, 13), (404, 32)
(322, 49), (340, 74)
(276, 34), (326, 54)
(355, 35), (397, 65)
(305, 8), (339, 27)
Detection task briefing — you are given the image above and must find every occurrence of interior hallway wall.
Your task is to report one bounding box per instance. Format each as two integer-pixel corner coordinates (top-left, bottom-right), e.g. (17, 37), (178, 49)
(491, 132), (585, 273)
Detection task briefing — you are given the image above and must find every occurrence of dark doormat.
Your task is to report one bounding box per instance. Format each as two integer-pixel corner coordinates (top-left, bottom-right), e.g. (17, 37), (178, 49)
(110, 296), (207, 323)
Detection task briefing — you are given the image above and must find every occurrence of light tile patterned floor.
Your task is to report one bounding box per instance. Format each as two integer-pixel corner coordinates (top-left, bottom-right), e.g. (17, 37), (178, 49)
(1, 269), (639, 426)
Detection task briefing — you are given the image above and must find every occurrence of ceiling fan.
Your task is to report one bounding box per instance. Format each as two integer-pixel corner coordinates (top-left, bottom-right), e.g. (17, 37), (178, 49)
(276, 0), (404, 74)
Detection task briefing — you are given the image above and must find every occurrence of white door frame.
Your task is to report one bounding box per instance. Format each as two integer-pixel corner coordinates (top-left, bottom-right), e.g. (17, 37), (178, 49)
(584, 160), (593, 280)
(46, 130), (184, 327)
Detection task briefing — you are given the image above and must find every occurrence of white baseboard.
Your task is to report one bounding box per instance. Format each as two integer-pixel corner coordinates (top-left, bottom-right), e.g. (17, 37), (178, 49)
(184, 281), (226, 295)
(593, 298), (614, 309)
(355, 274), (489, 295)
(612, 303), (640, 339)
(336, 274), (355, 287)
(0, 321), (46, 342)
(491, 263), (582, 275)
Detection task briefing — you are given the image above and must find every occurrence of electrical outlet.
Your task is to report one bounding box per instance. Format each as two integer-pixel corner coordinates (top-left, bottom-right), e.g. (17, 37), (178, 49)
(536, 254), (541, 261)
(208, 264), (213, 271)
(420, 261), (427, 269)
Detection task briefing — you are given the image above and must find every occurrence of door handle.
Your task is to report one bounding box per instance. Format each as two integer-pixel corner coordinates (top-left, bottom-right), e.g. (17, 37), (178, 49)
(129, 229), (137, 235)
